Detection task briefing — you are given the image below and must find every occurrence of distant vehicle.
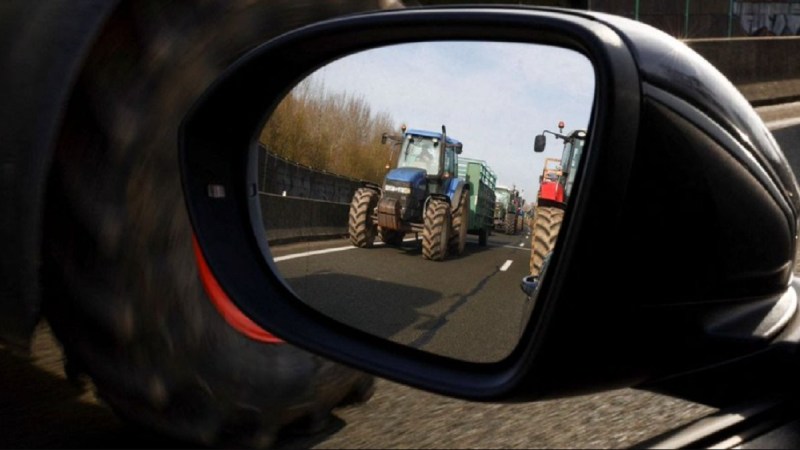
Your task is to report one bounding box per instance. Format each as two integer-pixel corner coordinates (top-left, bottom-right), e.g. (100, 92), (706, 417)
(493, 184), (524, 235)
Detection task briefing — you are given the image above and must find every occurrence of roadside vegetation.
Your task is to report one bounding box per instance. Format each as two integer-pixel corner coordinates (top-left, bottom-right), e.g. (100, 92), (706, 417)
(260, 79), (402, 183)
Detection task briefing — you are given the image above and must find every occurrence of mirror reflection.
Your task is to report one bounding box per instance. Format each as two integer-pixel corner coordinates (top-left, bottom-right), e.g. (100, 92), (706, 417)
(257, 41), (595, 363)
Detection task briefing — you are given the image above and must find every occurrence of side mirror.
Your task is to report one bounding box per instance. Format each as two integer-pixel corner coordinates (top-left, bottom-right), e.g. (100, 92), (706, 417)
(534, 134), (546, 152)
(180, 7), (800, 404)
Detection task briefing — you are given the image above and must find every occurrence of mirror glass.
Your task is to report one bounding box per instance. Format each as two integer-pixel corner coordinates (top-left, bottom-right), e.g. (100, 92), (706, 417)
(257, 41), (595, 363)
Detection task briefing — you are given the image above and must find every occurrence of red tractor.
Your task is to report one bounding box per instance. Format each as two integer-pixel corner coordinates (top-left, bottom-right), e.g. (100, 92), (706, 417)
(529, 122), (587, 276)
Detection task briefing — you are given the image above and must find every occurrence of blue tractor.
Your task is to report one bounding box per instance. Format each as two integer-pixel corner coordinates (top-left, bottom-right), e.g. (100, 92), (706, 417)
(348, 125), (470, 261)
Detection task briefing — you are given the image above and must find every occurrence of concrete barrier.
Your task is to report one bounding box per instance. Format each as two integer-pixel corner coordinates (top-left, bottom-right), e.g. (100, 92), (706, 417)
(261, 193), (350, 244)
(685, 37), (800, 106)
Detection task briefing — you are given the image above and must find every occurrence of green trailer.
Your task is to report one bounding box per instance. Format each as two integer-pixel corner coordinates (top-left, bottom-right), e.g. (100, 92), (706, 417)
(457, 157), (497, 246)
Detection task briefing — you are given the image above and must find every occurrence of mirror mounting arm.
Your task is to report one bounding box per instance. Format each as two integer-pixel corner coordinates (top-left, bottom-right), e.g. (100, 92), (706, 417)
(381, 132), (404, 145)
(542, 129), (571, 142)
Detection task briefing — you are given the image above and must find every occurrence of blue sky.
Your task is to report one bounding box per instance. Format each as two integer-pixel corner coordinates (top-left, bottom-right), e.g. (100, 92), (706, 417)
(305, 40), (595, 203)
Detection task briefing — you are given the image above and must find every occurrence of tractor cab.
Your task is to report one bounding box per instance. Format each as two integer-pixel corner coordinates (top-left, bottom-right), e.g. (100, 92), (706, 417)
(397, 134), (441, 174)
(396, 129), (461, 187)
(534, 122), (587, 207)
(385, 127), (462, 200)
(558, 129), (587, 201)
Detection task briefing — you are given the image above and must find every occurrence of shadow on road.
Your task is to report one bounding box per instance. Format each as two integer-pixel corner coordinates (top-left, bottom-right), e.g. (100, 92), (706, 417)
(288, 272), (441, 340)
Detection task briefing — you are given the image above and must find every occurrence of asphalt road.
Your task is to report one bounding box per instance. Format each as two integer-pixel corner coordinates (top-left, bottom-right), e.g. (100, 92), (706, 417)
(0, 228), (716, 449)
(0, 309), (714, 449)
(272, 230), (534, 363)
(0, 229), (714, 449)
(3, 105), (799, 448)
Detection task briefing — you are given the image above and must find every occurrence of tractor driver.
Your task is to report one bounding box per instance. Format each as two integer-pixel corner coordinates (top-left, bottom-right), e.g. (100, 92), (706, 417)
(419, 147), (434, 163)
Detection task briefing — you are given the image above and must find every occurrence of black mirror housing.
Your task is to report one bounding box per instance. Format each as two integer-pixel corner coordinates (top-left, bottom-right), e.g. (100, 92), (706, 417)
(179, 6), (800, 404)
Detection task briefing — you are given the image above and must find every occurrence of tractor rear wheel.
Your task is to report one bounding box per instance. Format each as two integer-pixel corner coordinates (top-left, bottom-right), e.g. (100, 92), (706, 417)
(349, 188), (379, 248)
(448, 191), (469, 256)
(422, 198), (451, 261)
(530, 206), (564, 276)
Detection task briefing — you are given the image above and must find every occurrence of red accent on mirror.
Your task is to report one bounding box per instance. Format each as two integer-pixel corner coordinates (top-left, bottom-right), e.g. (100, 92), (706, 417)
(193, 235), (284, 344)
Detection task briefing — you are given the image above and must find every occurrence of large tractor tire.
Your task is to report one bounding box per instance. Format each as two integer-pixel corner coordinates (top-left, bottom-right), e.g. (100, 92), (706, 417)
(448, 191), (469, 256)
(530, 206), (565, 277)
(40, 1), (388, 447)
(349, 188), (379, 248)
(379, 227), (405, 246)
(422, 198), (452, 261)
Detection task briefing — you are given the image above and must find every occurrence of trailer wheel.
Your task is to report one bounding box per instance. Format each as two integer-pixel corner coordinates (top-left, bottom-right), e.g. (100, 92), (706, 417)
(530, 206), (564, 276)
(349, 188), (379, 248)
(448, 191), (469, 256)
(422, 198), (451, 261)
(39, 1), (383, 447)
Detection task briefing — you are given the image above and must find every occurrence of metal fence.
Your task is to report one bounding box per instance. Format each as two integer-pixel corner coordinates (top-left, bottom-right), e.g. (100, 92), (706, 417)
(258, 145), (364, 244)
(258, 145), (362, 204)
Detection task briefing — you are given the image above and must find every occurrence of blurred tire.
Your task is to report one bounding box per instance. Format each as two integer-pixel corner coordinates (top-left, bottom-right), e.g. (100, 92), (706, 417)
(40, 1), (394, 446)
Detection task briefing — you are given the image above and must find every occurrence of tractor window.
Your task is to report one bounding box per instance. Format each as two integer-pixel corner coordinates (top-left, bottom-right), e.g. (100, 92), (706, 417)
(564, 137), (586, 198)
(444, 148), (456, 177)
(561, 142), (573, 172)
(398, 136), (441, 174)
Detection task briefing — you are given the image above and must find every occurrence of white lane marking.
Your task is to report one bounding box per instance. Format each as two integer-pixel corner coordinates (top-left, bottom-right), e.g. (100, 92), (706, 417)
(500, 260), (513, 271)
(501, 245), (529, 251)
(273, 236), (419, 262)
(519, 243), (525, 247)
(274, 245), (359, 262)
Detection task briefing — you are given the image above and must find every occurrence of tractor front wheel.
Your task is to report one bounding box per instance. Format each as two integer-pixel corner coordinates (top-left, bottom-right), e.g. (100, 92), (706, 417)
(422, 198), (451, 261)
(349, 188), (379, 248)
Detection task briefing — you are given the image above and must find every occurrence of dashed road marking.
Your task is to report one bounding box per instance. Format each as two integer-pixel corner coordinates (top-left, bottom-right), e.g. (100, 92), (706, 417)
(500, 260), (513, 271)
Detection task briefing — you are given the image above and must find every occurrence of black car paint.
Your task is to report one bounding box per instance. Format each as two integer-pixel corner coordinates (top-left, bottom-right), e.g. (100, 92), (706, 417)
(182, 5), (800, 415)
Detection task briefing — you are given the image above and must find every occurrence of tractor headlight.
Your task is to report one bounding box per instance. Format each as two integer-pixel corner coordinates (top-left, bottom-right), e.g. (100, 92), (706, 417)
(384, 184), (411, 195)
